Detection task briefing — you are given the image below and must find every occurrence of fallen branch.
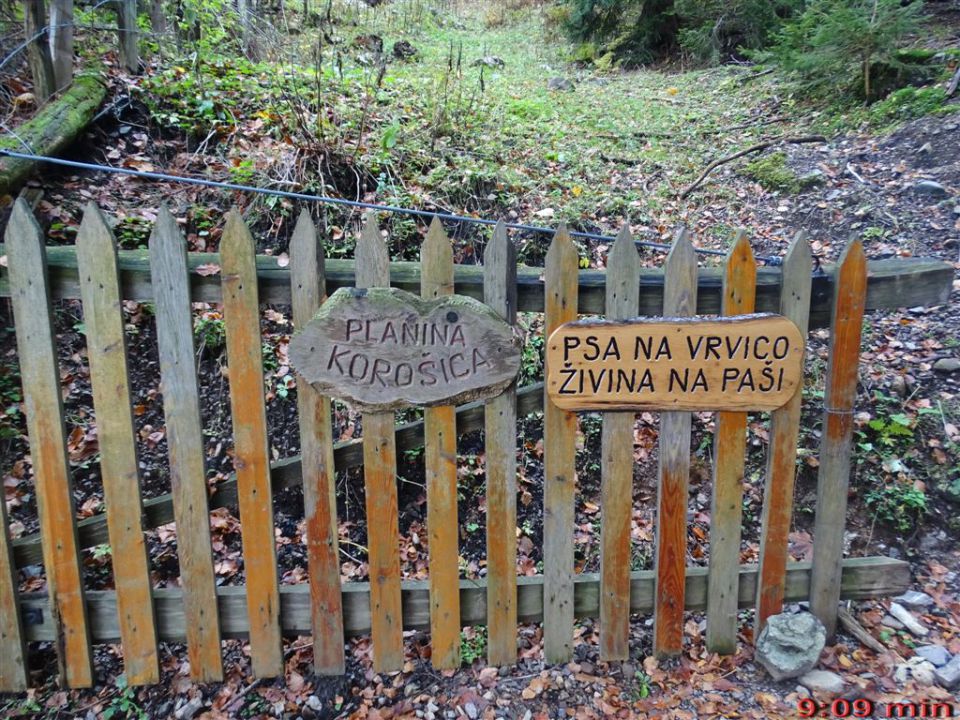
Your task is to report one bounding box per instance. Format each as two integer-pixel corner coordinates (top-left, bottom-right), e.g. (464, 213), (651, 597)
(837, 606), (904, 662)
(0, 74), (107, 197)
(680, 135), (827, 200)
(737, 68), (775, 85)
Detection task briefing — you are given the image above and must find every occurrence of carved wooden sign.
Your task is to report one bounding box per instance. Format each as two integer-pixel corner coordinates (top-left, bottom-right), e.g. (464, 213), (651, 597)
(289, 287), (521, 412)
(546, 314), (804, 412)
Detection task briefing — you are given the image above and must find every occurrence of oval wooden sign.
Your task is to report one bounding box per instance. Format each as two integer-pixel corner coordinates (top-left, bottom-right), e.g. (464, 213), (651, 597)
(546, 314), (804, 412)
(289, 287), (521, 411)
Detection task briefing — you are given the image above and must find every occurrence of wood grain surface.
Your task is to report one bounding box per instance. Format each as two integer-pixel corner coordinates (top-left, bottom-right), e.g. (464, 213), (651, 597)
(654, 229), (698, 658)
(483, 221), (519, 666)
(149, 206), (223, 682)
(755, 234), (812, 634)
(221, 210), (283, 677)
(705, 232), (756, 655)
(543, 224), (579, 663)
(76, 204), (159, 684)
(6, 199), (93, 687)
(421, 218), (461, 669)
(289, 210), (345, 674)
(356, 213), (404, 671)
(599, 226), (640, 661)
(810, 239), (867, 637)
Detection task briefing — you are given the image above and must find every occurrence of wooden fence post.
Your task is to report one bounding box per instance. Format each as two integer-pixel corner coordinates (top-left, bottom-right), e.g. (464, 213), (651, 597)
(289, 210), (345, 674)
(356, 212), (404, 672)
(810, 239), (867, 637)
(221, 210), (283, 677)
(653, 229), (697, 658)
(5, 198), (93, 687)
(706, 232), (756, 654)
(76, 203), (159, 685)
(149, 206), (223, 682)
(421, 218), (461, 670)
(484, 221), (518, 666)
(543, 223), (579, 663)
(599, 226), (640, 661)
(755, 234), (812, 634)
(48, 0), (73, 90)
(117, 0), (139, 73)
(24, 0), (55, 100)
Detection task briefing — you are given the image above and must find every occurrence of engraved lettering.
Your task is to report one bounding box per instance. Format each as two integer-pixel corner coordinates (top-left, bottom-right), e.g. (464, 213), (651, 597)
(346, 319), (363, 341)
(328, 344), (350, 373)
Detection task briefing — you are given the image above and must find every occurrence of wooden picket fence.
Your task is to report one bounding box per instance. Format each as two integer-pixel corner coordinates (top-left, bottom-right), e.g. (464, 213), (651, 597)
(0, 198), (953, 690)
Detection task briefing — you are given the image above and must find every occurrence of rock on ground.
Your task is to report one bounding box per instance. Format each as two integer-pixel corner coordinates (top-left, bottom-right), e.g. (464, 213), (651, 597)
(547, 77), (575, 91)
(755, 612), (827, 681)
(914, 645), (951, 667)
(896, 657), (938, 686)
(894, 590), (935, 609)
(799, 670), (845, 695)
(913, 180), (950, 198)
(935, 655), (960, 690)
(888, 602), (929, 636)
(933, 358), (960, 373)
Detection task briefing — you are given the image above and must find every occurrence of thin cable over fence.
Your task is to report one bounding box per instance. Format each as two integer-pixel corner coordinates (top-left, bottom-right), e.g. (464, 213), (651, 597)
(0, 148), (786, 262)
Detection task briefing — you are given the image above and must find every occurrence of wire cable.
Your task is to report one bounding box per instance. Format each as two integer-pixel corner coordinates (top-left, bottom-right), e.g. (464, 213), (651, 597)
(0, 148), (784, 262)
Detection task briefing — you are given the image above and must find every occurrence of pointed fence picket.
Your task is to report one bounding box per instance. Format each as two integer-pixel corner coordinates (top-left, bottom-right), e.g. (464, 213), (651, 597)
(810, 240), (868, 637)
(0, 203), (918, 688)
(653, 230), (698, 658)
(542, 224), (580, 664)
(76, 204), (159, 685)
(706, 233), (757, 654)
(483, 221), (519, 666)
(6, 199), (93, 688)
(149, 207), (223, 683)
(599, 227), (641, 662)
(289, 210), (346, 674)
(755, 234), (813, 634)
(422, 218), (461, 670)
(221, 211), (284, 677)
(355, 213), (405, 672)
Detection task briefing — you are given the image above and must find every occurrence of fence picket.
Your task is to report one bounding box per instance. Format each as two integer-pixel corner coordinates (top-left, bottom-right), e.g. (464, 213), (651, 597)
(483, 221), (519, 666)
(654, 229), (698, 658)
(5, 199), (93, 687)
(289, 210), (345, 674)
(0, 482), (27, 691)
(810, 239), (867, 637)
(543, 223), (579, 663)
(421, 218), (461, 669)
(706, 232), (756, 654)
(221, 210), (283, 677)
(76, 204), (159, 684)
(356, 213), (404, 671)
(599, 226), (641, 662)
(755, 234), (812, 634)
(149, 207), (223, 682)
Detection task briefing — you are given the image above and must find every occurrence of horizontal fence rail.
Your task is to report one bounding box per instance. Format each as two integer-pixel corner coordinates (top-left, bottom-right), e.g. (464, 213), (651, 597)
(17, 558), (909, 643)
(0, 244), (952, 329)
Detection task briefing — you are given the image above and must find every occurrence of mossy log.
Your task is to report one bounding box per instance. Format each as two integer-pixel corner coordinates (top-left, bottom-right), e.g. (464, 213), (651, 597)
(0, 74), (107, 198)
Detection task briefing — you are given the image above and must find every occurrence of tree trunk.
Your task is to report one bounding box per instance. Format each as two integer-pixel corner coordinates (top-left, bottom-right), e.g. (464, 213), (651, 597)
(48, 0), (73, 91)
(0, 74), (107, 197)
(117, 0), (139, 73)
(149, 0), (166, 33)
(23, 0), (55, 100)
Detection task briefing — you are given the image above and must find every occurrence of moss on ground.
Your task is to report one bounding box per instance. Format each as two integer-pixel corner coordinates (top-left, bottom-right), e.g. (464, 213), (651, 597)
(744, 151), (800, 193)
